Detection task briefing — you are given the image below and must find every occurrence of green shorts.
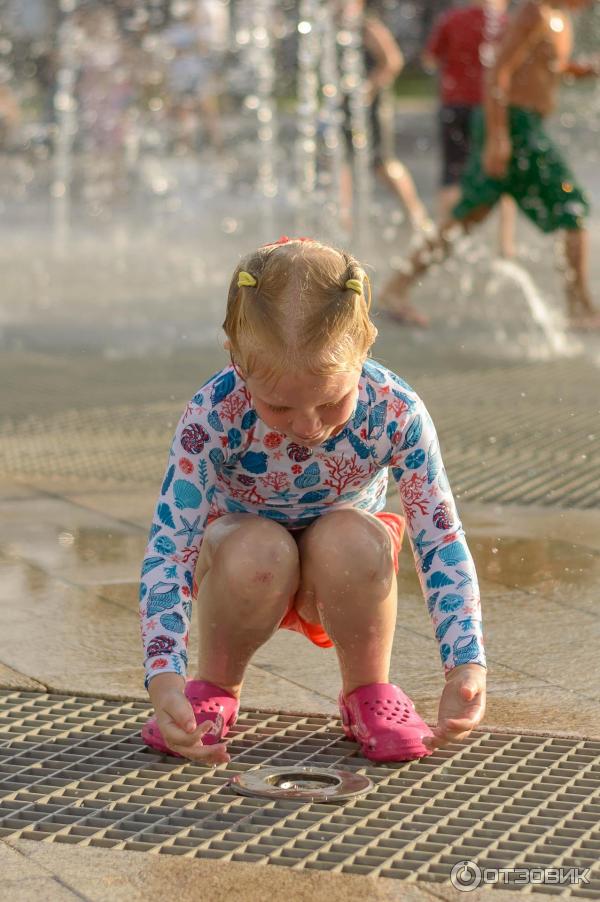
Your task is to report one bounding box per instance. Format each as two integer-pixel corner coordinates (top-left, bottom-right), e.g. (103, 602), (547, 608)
(453, 106), (589, 232)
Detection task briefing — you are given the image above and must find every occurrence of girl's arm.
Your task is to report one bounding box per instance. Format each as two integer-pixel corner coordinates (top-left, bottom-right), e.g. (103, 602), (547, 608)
(140, 414), (214, 686)
(387, 398), (485, 675)
(140, 369), (242, 688)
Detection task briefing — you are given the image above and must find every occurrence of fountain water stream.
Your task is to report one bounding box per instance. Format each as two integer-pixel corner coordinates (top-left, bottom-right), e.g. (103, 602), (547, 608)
(1, 1), (598, 362)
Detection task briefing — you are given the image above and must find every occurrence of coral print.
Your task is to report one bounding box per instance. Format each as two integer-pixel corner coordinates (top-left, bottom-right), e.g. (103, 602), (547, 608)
(323, 454), (369, 495)
(140, 360), (485, 687)
(398, 472), (429, 527)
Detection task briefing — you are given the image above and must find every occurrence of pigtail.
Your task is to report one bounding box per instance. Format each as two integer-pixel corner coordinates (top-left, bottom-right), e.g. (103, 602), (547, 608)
(224, 246), (278, 370)
(341, 256), (372, 312)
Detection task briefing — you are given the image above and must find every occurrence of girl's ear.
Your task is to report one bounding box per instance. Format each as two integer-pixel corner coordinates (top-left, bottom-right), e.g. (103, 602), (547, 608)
(223, 339), (231, 350)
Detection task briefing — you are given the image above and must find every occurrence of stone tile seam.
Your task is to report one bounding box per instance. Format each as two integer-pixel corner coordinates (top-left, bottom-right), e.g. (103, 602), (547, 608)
(2, 480), (149, 535)
(387, 622), (600, 706)
(0, 550), (143, 620)
(1, 840), (93, 901)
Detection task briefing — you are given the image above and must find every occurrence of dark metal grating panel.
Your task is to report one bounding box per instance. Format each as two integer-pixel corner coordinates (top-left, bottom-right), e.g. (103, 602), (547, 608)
(1, 692), (599, 895)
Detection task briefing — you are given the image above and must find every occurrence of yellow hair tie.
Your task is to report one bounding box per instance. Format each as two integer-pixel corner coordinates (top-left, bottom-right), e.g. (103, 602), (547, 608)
(345, 278), (363, 295)
(238, 271), (257, 288)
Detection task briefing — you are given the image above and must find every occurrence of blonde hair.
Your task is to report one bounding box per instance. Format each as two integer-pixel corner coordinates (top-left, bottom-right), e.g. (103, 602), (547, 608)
(223, 238), (377, 377)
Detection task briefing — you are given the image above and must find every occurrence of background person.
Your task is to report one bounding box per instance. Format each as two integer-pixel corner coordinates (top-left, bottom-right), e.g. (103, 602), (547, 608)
(341, 0), (432, 233)
(381, 0), (600, 330)
(423, 0), (516, 258)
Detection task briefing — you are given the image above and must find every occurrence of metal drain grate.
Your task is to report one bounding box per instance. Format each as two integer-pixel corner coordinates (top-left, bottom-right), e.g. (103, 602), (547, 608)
(1, 692), (599, 895)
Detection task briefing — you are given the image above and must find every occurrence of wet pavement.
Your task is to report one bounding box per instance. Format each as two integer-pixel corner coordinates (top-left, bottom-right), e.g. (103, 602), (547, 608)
(1, 474), (598, 738)
(1, 99), (600, 898)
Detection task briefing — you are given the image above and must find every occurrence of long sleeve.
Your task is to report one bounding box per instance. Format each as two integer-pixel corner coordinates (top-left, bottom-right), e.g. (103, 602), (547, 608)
(387, 397), (485, 673)
(139, 370), (244, 686)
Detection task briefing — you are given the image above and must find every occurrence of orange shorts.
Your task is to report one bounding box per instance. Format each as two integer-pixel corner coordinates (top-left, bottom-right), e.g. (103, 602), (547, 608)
(279, 511), (405, 649)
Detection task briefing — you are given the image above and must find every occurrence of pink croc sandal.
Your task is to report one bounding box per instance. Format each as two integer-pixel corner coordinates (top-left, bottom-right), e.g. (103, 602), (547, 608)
(141, 679), (239, 757)
(339, 682), (433, 762)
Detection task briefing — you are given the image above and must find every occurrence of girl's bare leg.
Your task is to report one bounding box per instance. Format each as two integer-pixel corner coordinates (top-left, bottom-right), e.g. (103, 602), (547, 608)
(194, 515), (300, 697)
(296, 510), (397, 695)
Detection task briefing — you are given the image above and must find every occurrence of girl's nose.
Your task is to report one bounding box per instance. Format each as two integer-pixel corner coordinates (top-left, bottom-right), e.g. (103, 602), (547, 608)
(292, 413), (322, 439)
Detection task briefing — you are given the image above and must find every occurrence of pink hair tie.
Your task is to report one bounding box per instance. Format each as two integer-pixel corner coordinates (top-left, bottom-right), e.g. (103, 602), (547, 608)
(259, 235), (313, 248)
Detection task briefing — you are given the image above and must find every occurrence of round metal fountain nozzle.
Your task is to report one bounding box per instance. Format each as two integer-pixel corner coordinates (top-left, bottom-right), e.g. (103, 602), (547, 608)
(230, 766), (372, 801)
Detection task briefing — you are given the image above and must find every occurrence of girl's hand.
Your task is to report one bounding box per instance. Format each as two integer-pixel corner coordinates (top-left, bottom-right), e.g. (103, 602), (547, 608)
(423, 663), (486, 752)
(148, 674), (230, 764)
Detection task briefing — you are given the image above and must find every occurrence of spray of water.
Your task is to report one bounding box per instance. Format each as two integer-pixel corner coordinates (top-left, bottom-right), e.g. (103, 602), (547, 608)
(491, 258), (581, 358)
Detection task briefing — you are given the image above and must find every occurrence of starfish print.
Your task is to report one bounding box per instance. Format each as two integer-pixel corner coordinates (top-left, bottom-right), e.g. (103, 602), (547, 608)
(413, 528), (436, 558)
(146, 618), (158, 630)
(455, 568), (474, 590)
(175, 515), (202, 544)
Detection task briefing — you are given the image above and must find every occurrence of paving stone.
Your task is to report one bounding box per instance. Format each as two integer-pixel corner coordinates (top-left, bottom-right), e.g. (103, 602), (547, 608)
(9, 839), (431, 902)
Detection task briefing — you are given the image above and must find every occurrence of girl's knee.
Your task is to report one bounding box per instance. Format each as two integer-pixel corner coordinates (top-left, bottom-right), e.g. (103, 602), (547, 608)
(303, 510), (394, 585)
(210, 516), (299, 601)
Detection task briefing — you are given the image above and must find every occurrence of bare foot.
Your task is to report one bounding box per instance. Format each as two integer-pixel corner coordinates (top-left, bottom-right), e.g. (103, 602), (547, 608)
(568, 311), (600, 331)
(378, 272), (430, 328)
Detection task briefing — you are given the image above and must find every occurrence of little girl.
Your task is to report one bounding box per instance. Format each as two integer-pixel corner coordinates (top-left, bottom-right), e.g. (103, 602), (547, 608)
(140, 237), (486, 765)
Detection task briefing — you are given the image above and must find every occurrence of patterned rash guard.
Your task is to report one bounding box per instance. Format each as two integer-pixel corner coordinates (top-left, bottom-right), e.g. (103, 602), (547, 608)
(140, 359), (485, 686)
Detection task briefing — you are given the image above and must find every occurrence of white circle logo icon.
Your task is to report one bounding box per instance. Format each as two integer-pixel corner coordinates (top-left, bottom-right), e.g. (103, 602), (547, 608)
(450, 860), (482, 891)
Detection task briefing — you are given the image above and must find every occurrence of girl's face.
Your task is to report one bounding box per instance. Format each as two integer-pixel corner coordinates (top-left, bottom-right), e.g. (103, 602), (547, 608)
(246, 366), (362, 447)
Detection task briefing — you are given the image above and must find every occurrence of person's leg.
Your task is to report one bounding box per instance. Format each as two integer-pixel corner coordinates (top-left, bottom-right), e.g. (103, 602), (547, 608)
(375, 159), (432, 232)
(438, 105), (471, 223)
(438, 184), (461, 222)
(498, 194), (517, 259)
(295, 509), (397, 695)
(194, 515), (300, 697)
(563, 228), (599, 325)
(378, 204), (493, 323)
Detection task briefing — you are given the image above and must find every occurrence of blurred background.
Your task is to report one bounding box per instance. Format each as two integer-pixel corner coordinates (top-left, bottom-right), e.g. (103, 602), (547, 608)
(1, 0), (599, 360)
(0, 0), (599, 720)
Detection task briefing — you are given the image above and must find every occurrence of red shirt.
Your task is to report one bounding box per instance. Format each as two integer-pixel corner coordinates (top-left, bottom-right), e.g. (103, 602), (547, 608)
(426, 6), (506, 107)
